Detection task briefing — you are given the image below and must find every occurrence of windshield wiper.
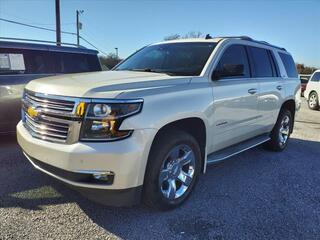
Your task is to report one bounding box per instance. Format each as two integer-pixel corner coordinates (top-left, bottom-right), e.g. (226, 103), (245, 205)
(126, 68), (174, 76)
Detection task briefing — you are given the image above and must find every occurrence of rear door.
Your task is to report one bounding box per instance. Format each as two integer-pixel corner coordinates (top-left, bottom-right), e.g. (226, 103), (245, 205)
(210, 44), (260, 152)
(247, 46), (284, 134)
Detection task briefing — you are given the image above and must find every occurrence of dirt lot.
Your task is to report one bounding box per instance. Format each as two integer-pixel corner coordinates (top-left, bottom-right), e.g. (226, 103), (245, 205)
(0, 99), (319, 240)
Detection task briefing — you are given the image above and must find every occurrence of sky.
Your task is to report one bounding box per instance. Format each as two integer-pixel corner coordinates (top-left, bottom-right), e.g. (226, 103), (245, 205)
(0, 0), (319, 67)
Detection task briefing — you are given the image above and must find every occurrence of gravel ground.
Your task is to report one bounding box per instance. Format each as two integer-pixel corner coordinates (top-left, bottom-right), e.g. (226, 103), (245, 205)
(0, 99), (320, 240)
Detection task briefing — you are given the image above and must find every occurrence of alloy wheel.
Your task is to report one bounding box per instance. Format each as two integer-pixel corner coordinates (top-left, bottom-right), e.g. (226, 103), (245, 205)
(159, 144), (195, 200)
(309, 94), (317, 108)
(279, 115), (290, 146)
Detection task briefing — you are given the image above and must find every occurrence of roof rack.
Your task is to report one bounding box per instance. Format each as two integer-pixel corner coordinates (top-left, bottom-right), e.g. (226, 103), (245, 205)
(0, 37), (85, 48)
(214, 35), (286, 51)
(214, 35), (253, 41)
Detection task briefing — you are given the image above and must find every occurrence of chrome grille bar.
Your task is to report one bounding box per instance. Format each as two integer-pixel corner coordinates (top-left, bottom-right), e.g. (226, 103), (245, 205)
(25, 92), (75, 114)
(22, 90), (78, 144)
(25, 115), (68, 134)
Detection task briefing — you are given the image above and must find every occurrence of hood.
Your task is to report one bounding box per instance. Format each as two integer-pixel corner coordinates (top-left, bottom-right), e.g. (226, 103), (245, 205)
(26, 71), (191, 99)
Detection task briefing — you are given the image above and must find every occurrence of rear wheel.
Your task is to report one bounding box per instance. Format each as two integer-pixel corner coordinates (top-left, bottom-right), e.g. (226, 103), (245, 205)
(266, 109), (292, 152)
(143, 130), (201, 210)
(308, 92), (319, 110)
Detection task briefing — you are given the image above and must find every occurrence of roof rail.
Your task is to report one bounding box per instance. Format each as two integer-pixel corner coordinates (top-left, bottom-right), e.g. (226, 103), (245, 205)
(0, 37), (86, 48)
(214, 35), (286, 51)
(215, 35), (253, 41)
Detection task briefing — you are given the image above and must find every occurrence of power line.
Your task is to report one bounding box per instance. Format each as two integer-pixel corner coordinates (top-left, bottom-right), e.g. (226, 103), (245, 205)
(0, 17), (76, 35)
(1, 13), (74, 26)
(0, 17), (109, 56)
(79, 36), (108, 56)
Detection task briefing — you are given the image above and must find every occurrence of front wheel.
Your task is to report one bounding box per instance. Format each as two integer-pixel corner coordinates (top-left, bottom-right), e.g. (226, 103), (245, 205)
(266, 109), (292, 152)
(308, 92), (319, 110)
(143, 130), (201, 210)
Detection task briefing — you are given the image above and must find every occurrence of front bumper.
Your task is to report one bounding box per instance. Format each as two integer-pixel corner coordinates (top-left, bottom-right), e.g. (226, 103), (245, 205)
(17, 121), (157, 204)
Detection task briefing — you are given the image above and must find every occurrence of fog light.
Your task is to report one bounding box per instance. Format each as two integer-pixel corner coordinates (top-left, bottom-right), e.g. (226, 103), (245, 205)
(92, 171), (114, 182)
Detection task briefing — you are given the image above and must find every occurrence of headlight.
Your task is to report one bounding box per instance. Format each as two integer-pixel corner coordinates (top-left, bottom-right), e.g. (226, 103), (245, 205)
(79, 100), (143, 141)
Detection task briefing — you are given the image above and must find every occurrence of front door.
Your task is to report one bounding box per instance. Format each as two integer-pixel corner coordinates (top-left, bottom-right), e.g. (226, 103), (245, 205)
(209, 44), (260, 152)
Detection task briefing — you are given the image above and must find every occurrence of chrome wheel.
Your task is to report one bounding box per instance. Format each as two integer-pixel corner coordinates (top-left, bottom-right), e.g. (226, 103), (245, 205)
(159, 144), (195, 200)
(279, 115), (290, 146)
(309, 94), (317, 108)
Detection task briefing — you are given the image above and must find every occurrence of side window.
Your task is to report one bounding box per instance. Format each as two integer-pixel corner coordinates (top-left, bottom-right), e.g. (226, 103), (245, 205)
(53, 52), (101, 73)
(311, 72), (320, 82)
(0, 48), (26, 75)
(24, 50), (54, 74)
(279, 52), (298, 78)
(215, 45), (250, 79)
(249, 46), (273, 77)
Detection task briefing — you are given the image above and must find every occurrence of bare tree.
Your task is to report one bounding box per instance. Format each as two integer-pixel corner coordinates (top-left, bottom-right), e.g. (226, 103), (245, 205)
(99, 53), (122, 70)
(183, 31), (203, 39)
(163, 31), (204, 41)
(163, 34), (181, 41)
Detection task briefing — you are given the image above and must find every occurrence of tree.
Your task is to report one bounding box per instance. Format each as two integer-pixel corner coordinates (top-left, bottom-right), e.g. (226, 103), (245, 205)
(99, 53), (122, 70)
(164, 31), (204, 41)
(296, 63), (317, 74)
(163, 34), (181, 41)
(183, 31), (203, 39)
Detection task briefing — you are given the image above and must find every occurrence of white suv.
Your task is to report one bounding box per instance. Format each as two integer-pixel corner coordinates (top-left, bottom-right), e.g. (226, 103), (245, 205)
(304, 70), (320, 110)
(17, 36), (301, 210)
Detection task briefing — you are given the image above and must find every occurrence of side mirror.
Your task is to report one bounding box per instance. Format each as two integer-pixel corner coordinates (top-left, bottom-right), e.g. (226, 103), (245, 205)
(212, 64), (244, 80)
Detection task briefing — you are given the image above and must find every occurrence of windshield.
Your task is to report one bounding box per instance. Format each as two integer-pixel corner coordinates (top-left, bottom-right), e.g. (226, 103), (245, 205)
(115, 42), (217, 76)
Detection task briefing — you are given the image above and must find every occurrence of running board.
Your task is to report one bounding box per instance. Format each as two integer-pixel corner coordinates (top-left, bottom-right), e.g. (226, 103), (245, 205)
(206, 134), (270, 165)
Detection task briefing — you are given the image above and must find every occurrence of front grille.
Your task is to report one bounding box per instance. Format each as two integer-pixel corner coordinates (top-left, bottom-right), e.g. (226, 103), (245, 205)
(24, 114), (69, 143)
(25, 91), (75, 114)
(22, 90), (78, 144)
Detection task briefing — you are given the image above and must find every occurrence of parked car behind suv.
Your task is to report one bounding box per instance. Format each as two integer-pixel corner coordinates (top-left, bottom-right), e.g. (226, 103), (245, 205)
(17, 36), (300, 210)
(0, 40), (101, 134)
(304, 70), (320, 110)
(299, 74), (311, 97)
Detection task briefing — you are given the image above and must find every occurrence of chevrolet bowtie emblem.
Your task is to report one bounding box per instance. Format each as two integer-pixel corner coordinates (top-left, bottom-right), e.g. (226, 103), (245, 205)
(27, 106), (38, 118)
(76, 102), (86, 117)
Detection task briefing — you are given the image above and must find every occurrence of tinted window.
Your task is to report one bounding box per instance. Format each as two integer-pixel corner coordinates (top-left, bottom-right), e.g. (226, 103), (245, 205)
(215, 45), (250, 78)
(25, 51), (52, 74)
(116, 42), (216, 76)
(279, 52), (298, 78)
(249, 46), (273, 77)
(0, 48), (101, 75)
(311, 72), (320, 82)
(53, 52), (101, 73)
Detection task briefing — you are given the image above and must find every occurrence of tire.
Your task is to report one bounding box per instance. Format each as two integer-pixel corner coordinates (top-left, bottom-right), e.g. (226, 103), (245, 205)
(143, 129), (201, 210)
(308, 92), (319, 110)
(266, 109), (292, 152)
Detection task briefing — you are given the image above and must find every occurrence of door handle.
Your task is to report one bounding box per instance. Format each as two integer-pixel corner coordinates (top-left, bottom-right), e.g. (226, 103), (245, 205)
(248, 88), (257, 95)
(276, 85), (283, 91)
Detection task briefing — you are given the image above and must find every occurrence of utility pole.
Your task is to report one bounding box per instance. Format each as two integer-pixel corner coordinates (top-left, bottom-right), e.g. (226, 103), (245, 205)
(55, 0), (61, 46)
(76, 10), (84, 46)
(115, 47), (118, 58)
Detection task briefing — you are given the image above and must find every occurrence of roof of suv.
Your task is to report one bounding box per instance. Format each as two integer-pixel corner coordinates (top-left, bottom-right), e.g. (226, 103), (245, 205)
(154, 36), (286, 51)
(0, 40), (99, 55)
